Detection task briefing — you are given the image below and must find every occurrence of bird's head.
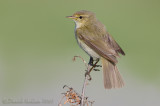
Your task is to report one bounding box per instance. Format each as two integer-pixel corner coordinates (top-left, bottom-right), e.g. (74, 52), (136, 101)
(66, 10), (96, 28)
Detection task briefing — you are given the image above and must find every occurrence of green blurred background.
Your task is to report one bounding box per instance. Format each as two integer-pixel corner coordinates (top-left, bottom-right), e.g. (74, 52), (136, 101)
(0, 0), (160, 106)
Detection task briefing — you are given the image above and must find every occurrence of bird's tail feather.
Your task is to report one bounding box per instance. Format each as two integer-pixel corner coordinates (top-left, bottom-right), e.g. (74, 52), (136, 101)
(101, 57), (124, 89)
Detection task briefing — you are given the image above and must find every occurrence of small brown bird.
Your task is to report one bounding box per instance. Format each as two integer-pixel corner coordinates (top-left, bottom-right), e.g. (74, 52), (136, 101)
(67, 10), (125, 89)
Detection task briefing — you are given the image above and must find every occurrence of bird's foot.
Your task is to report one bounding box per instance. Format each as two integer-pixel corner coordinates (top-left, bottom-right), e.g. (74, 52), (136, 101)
(93, 68), (100, 71)
(88, 63), (101, 71)
(95, 65), (102, 67)
(88, 63), (102, 68)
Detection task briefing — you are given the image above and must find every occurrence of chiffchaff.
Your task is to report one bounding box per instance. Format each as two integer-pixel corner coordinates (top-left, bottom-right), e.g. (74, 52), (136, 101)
(67, 10), (125, 89)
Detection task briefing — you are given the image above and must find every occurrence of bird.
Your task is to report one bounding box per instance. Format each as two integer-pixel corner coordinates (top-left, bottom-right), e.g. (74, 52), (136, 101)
(67, 10), (125, 89)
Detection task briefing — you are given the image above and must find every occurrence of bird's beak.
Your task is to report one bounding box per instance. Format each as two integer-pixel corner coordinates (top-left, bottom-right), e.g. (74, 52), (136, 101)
(66, 16), (76, 19)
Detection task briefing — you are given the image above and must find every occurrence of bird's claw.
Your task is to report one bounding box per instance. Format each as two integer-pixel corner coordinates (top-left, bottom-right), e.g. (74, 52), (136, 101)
(88, 63), (102, 67)
(95, 65), (102, 67)
(93, 68), (100, 71)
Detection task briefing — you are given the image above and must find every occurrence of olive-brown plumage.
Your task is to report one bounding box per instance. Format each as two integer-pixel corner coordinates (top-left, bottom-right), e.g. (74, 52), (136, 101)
(67, 10), (125, 89)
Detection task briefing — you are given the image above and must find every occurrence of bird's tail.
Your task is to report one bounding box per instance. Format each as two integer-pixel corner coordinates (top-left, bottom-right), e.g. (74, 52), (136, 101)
(101, 57), (124, 89)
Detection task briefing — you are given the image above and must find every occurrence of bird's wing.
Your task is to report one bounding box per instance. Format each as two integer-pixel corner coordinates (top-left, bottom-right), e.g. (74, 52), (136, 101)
(105, 33), (125, 55)
(78, 34), (119, 65)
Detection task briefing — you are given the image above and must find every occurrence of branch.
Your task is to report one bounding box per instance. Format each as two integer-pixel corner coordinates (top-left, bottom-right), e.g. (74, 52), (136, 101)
(80, 65), (91, 106)
(73, 56), (97, 106)
(59, 56), (96, 106)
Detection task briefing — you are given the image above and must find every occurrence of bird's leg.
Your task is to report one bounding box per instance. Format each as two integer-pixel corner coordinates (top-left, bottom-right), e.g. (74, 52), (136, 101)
(85, 58), (101, 80)
(88, 57), (94, 66)
(85, 57), (93, 80)
(88, 57), (101, 72)
(88, 57), (102, 68)
(89, 59), (100, 73)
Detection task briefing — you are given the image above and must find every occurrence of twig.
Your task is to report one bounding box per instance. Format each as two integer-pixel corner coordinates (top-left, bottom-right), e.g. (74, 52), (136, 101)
(80, 65), (91, 106)
(58, 95), (65, 106)
(73, 56), (88, 68)
(59, 56), (96, 106)
(73, 56), (96, 106)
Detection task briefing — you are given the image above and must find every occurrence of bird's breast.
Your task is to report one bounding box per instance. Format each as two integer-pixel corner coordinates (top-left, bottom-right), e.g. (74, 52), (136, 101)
(76, 37), (100, 60)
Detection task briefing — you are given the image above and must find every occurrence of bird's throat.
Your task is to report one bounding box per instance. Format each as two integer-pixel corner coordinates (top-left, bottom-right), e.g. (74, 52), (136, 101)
(74, 21), (83, 29)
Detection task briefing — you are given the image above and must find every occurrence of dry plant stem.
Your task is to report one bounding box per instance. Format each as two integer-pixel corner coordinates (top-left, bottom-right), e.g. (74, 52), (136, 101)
(81, 65), (92, 106)
(73, 56), (88, 68)
(73, 56), (97, 106)
(58, 96), (65, 106)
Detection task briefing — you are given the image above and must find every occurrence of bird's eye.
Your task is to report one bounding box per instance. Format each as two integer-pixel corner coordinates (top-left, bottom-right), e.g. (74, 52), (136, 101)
(79, 16), (83, 19)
